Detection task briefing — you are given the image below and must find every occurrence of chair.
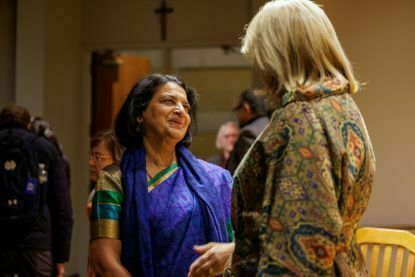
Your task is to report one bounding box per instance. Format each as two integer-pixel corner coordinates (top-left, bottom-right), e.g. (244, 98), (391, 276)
(356, 227), (415, 277)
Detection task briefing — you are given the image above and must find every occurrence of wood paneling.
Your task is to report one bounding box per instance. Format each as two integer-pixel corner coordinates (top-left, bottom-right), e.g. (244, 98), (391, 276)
(91, 53), (150, 134)
(0, 0), (16, 106)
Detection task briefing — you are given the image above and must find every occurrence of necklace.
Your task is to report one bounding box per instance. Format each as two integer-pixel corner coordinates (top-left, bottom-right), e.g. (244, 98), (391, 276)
(146, 161), (178, 181)
(145, 153), (176, 181)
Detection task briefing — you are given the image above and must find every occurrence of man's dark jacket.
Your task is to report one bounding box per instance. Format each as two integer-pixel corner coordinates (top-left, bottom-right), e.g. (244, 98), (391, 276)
(0, 122), (73, 263)
(226, 116), (269, 175)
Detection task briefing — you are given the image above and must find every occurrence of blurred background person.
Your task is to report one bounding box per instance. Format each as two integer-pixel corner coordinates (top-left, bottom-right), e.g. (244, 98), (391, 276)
(0, 106), (73, 277)
(226, 89), (269, 174)
(207, 121), (239, 168)
(30, 116), (74, 277)
(86, 129), (124, 277)
(230, 0), (376, 276)
(30, 116), (71, 189)
(87, 129), (124, 218)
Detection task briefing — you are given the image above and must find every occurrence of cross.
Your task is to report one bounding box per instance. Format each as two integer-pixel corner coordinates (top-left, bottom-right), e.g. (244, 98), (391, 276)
(154, 0), (174, 41)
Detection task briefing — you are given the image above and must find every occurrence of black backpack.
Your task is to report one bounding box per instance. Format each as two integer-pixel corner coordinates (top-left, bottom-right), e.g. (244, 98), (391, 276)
(0, 131), (43, 241)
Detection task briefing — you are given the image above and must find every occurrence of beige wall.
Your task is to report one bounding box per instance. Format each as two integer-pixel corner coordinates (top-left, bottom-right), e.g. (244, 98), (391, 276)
(82, 0), (253, 49)
(180, 67), (253, 158)
(43, 0), (88, 274)
(316, 0), (415, 226)
(15, 0), (46, 116)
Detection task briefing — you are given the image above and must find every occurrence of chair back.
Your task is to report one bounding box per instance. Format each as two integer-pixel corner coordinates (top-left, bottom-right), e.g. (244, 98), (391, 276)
(356, 227), (415, 277)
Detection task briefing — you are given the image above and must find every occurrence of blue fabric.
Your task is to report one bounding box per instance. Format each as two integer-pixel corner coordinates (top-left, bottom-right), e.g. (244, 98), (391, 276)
(148, 167), (205, 276)
(91, 203), (121, 221)
(120, 145), (231, 277)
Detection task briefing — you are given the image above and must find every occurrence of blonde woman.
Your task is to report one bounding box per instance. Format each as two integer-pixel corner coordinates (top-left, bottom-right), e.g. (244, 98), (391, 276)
(229, 0), (376, 276)
(208, 121), (239, 168)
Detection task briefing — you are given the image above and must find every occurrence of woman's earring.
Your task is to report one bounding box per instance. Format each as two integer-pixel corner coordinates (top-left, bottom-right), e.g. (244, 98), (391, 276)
(136, 117), (143, 133)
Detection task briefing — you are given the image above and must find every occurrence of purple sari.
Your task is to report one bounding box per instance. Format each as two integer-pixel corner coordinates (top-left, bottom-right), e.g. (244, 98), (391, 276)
(120, 145), (232, 277)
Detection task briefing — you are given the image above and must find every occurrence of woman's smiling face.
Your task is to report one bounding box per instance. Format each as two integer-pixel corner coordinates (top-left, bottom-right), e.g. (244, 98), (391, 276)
(141, 82), (191, 144)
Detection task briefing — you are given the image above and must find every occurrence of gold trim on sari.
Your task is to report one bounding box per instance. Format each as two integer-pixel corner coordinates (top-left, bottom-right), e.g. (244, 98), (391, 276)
(148, 164), (179, 192)
(91, 219), (120, 239)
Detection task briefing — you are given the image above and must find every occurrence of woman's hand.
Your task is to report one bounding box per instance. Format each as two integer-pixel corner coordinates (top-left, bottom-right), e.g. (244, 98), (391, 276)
(188, 242), (235, 277)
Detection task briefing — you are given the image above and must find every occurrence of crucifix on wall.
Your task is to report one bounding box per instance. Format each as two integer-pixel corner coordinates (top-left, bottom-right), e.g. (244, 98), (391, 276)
(154, 0), (174, 41)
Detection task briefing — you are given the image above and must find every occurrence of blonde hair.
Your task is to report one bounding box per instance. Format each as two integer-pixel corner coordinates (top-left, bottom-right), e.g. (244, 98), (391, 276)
(215, 121), (239, 150)
(241, 0), (358, 97)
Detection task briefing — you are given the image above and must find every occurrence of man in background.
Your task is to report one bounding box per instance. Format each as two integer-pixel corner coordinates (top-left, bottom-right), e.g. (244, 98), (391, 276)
(0, 105), (73, 276)
(226, 89), (269, 174)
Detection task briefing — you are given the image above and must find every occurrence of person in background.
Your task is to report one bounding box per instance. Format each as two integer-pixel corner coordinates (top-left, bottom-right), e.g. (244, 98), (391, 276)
(87, 129), (124, 277)
(86, 129), (124, 218)
(90, 74), (234, 277)
(230, 0), (376, 275)
(207, 121), (239, 168)
(30, 116), (71, 189)
(0, 105), (73, 277)
(226, 89), (269, 174)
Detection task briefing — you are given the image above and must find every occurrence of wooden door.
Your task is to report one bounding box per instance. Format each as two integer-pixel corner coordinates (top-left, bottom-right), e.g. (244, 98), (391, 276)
(91, 52), (151, 135)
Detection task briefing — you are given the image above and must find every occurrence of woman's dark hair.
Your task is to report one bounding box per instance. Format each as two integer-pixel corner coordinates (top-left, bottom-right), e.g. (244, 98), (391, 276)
(90, 129), (124, 165)
(115, 73), (198, 149)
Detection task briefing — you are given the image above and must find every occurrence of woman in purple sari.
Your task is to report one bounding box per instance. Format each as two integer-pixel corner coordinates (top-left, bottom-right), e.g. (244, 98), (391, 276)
(90, 74), (234, 276)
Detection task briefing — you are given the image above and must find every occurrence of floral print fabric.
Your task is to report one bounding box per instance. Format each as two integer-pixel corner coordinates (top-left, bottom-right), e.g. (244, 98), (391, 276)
(230, 80), (375, 276)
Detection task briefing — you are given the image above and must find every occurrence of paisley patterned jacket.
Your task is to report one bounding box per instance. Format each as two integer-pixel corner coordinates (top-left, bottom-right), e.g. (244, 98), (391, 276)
(230, 79), (375, 276)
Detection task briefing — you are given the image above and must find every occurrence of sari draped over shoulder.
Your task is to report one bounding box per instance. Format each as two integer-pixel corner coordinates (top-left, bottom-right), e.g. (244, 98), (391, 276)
(120, 145), (233, 277)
